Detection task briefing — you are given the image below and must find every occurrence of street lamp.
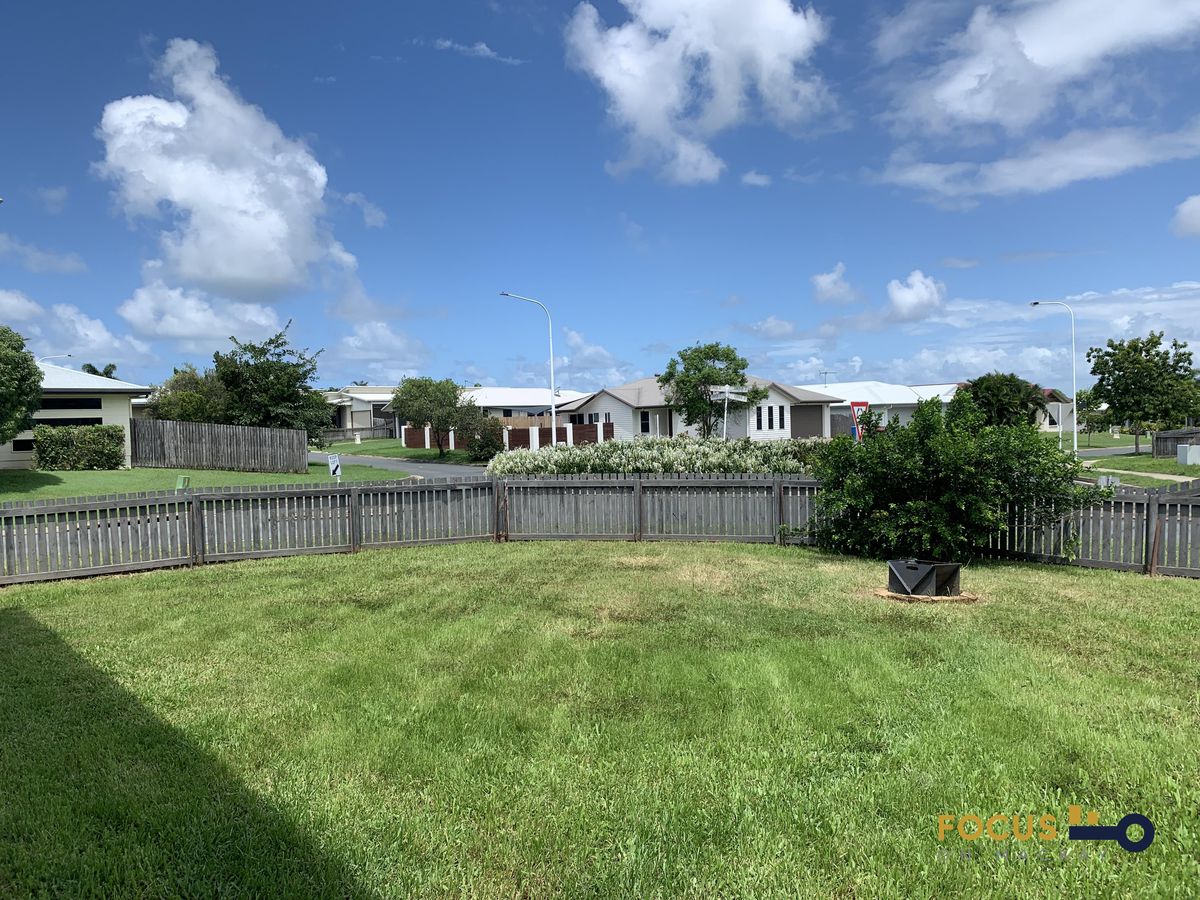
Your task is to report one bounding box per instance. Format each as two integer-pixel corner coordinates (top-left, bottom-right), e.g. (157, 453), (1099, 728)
(499, 291), (557, 445)
(36, 354), (72, 364)
(1030, 300), (1077, 456)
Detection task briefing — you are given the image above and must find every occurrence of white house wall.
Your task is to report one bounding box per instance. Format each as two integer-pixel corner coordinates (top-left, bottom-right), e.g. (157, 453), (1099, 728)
(747, 388), (804, 442)
(0, 393), (136, 470)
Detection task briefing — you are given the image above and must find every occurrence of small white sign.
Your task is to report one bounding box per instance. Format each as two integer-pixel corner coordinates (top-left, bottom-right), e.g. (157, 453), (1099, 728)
(328, 453), (341, 480)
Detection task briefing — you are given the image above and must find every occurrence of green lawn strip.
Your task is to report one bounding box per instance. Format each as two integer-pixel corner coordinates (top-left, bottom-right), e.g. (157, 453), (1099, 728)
(325, 439), (478, 466)
(1083, 472), (1179, 489)
(0, 463), (408, 502)
(2, 542), (1197, 896)
(1045, 432), (1140, 450)
(1088, 453), (1200, 479)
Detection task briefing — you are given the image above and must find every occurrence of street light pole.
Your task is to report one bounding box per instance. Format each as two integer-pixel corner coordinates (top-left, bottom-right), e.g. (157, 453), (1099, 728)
(1030, 300), (1077, 456)
(36, 354), (73, 364)
(499, 292), (557, 445)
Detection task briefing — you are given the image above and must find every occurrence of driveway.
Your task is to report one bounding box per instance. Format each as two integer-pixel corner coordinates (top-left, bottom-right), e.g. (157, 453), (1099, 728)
(309, 451), (487, 481)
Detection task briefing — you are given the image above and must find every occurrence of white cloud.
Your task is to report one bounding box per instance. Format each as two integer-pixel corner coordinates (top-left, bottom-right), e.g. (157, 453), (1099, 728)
(96, 39), (332, 301)
(872, 0), (965, 65)
(434, 38), (525, 65)
(0, 233), (87, 274)
(751, 315), (795, 339)
(883, 120), (1200, 201)
(741, 170), (772, 187)
(941, 256), (979, 269)
(811, 261), (860, 304)
(565, 0), (830, 184)
(517, 327), (639, 390)
(0, 289), (152, 364)
(1173, 194), (1200, 237)
(36, 186), (69, 214)
(332, 321), (428, 383)
(891, 0), (1200, 136)
(117, 279), (280, 352)
(339, 192), (387, 228)
(887, 269), (946, 320)
(312, 75), (337, 85)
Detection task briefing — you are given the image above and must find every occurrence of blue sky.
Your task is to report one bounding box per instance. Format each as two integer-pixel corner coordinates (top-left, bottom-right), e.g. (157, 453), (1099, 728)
(2, 0), (1199, 392)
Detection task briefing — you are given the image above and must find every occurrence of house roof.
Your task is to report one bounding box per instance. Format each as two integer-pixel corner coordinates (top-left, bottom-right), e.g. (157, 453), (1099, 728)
(39, 363), (149, 395)
(795, 380), (960, 407)
(463, 386), (588, 409)
(558, 375), (841, 412)
(327, 385), (396, 403)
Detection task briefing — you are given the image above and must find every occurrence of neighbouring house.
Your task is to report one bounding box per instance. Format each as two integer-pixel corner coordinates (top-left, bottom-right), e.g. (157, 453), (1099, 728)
(1037, 387), (1076, 435)
(0, 363), (150, 470)
(555, 375), (841, 441)
(323, 385), (400, 432)
(796, 381), (961, 435)
(461, 386), (588, 419)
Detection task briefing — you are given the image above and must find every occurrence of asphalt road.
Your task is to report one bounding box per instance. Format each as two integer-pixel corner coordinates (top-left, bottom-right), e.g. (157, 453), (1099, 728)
(1076, 446), (1149, 458)
(309, 451), (486, 481)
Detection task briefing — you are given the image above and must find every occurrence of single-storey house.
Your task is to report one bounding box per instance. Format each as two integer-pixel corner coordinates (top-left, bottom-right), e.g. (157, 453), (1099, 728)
(555, 376), (841, 441)
(796, 381), (961, 434)
(462, 386), (588, 418)
(1037, 387), (1076, 434)
(0, 363), (150, 469)
(323, 385), (399, 431)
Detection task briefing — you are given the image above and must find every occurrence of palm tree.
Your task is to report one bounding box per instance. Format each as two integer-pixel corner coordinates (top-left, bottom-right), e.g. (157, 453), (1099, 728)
(81, 362), (118, 379)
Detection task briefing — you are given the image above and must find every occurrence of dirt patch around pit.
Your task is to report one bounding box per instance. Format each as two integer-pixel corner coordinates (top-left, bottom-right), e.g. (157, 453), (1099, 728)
(872, 588), (982, 605)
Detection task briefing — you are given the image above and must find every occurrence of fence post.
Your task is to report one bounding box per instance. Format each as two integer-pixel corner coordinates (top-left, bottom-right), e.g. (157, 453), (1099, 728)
(502, 427), (510, 451)
(1146, 492), (1164, 576)
(400, 425), (407, 448)
(774, 478), (784, 545)
(188, 491), (205, 566)
(348, 485), (361, 552)
(633, 477), (643, 541)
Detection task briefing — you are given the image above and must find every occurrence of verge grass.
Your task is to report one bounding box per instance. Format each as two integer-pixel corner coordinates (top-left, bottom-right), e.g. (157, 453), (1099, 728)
(0, 463), (408, 502)
(1, 542), (1197, 897)
(325, 439), (478, 466)
(1090, 453), (1200, 479)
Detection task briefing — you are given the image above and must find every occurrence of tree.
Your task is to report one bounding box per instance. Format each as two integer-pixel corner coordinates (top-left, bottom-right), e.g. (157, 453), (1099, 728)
(81, 362), (118, 378)
(811, 394), (1104, 561)
(657, 342), (768, 438)
(960, 372), (1047, 427)
(389, 377), (478, 457)
(1087, 332), (1200, 453)
(1073, 387), (1108, 447)
(145, 364), (230, 423)
(0, 326), (43, 444)
(212, 326), (331, 444)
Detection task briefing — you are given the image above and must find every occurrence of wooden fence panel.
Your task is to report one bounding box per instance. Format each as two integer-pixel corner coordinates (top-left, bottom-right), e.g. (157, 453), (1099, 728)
(504, 477), (636, 540)
(642, 476), (777, 542)
(358, 480), (495, 547)
(131, 419), (309, 474)
(198, 487), (352, 562)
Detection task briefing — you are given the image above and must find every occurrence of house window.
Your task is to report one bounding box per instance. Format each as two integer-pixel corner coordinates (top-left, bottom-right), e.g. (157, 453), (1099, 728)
(502, 409), (513, 417)
(756, 406), (763, 430)
(587, 413), (600, 424)
(767, 406), (774, 430)
(11, 439), (34, 452)
(568, 413), (584, 425)
(38, 417), (104, 427)
(779, 405), (785, 430)
(604, 412), (612, 424)
(640, 410), (651, 433)
(40, 397), (103, 410)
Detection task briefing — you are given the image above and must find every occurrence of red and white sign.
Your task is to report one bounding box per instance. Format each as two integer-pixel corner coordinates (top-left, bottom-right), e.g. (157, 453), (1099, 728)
(850, 401), (869, 441)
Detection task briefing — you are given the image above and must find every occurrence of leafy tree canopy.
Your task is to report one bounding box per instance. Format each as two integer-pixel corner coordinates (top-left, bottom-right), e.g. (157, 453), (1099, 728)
(811, 393), (1104, 561)
(390, 377), (480, 457)
(960, 372), (1048, 427)
(1087, 331), (1199, 451)
(146, 364), (230, 424)
(657, 342), (768, 438)
(212, 326), (330, 444)
(0, 326), (43, 444)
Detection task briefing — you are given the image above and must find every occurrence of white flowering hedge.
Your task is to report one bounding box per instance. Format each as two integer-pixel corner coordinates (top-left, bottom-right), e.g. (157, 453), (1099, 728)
(486, 436), (826, 476)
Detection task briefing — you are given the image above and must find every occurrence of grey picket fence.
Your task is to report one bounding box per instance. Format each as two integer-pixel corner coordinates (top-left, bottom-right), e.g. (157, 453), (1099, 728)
(131, 419), (310, 474)
(1, 474), (1197, 586)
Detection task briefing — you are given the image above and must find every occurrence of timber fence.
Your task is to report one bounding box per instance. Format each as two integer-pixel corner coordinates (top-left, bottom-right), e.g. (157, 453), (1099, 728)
(1, 474), (1197, 586)
(131, 419), (309, 474)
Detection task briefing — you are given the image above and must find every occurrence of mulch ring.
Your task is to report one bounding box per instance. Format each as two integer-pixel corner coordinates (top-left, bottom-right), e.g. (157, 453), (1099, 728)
(872, 588), (982, 605)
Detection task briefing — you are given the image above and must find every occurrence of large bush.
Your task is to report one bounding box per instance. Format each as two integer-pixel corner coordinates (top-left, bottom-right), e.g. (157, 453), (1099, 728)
(810, 395), (1105, 561)
(487, 435), (826, 476)
(465, 417), (505, 462)
(33, 424), (126, 470)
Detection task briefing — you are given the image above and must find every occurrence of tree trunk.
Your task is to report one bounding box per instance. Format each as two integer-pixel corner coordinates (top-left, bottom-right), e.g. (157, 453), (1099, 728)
(1134, 432), (1140, 454)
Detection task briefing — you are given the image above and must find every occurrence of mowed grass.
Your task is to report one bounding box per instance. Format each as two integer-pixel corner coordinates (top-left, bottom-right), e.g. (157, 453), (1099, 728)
(326, 438), (477, 466)
(1082, 471), (1178, 488)
(0, 463), (410, 503)
(1059, 432), (1141, 449)
(2, 543), (1198, 897)
(1090, 453), (1200, 479)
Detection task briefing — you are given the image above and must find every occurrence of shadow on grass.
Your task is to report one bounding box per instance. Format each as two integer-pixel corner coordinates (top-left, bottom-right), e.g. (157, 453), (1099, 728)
(0, 608), (371, 897)
(0, 470), (66, 499)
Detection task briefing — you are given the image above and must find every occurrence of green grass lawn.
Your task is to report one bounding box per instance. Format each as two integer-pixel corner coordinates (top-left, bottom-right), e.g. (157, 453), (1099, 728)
(1089, 453), (1200, 479)
(1082, 471), (1175, 489)
(0, 463), (409, 503)
(326, 438), (478, 466)
(1046, 432), (1142, 450)
(2, 542), (1196, 896)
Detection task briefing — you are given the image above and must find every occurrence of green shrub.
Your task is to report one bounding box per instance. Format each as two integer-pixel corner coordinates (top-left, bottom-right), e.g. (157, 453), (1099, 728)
(487, 435), (826, 476)
(33, 424), (126, 471)
(810, 395), (1106, 561)
(465, 417), (505, 462)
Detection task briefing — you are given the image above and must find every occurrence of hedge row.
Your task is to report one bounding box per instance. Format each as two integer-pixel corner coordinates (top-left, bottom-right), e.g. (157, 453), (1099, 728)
(486, 436), (826, 476)
(33, 424), (125, 471)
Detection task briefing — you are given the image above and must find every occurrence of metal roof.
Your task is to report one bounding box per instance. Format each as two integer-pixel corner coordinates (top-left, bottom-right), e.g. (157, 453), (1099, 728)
(39, 363), (149, 394)
(558, 375), (841, 412)
(462, 386), (588, 408)
(795, 380), (960, 407)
